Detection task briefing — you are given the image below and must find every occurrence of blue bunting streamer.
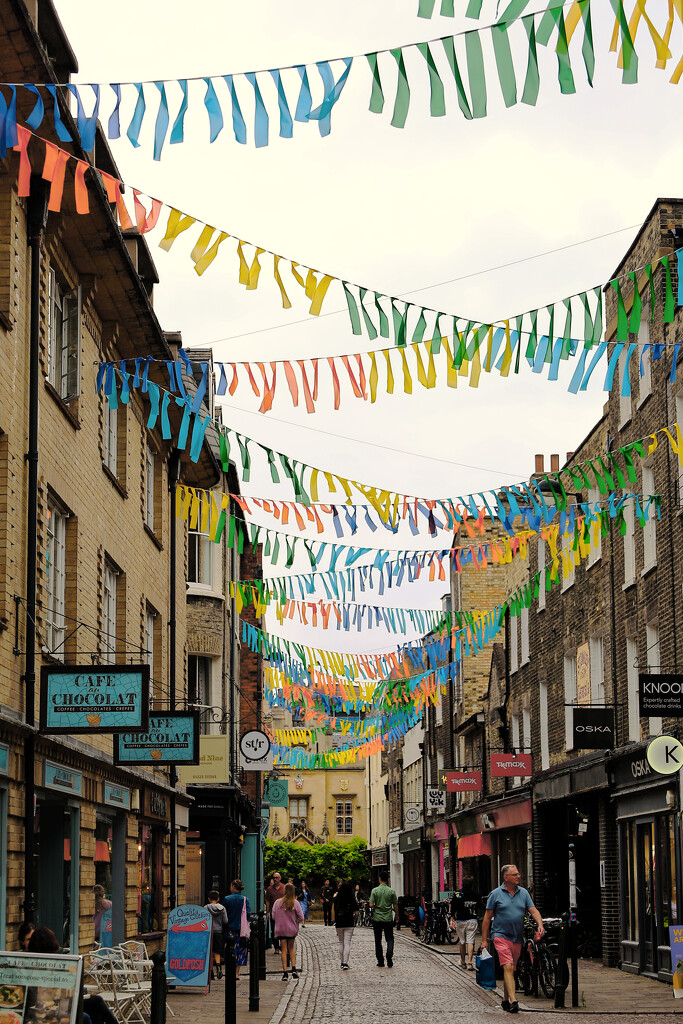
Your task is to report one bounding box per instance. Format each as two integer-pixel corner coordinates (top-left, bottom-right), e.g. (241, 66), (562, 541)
(245, 72), (269, 148)
(170, 80), (188, 144)
(203, 78), (224, 142)
(269, 70), (294, 138)
(108, 84), (122, 139)
(23, 85), (44, 130)
(294, 66), (312, 122)
(153, 82), (170, 161)
(223, 75), (247, 144)
(127, 83), (146, 148)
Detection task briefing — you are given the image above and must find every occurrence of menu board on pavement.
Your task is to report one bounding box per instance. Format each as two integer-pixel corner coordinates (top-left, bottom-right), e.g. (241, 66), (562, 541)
(0, 952), (83, 1024)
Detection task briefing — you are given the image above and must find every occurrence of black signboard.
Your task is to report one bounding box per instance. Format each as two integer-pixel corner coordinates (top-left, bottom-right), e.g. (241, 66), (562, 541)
(572, 707), (615, 749)
(638, 674), (683, 717)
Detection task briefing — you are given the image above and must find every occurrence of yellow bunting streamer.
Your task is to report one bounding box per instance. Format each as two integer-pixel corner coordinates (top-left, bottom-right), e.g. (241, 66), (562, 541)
(273, 255), (292, 309)
(158, 208), (196, 252)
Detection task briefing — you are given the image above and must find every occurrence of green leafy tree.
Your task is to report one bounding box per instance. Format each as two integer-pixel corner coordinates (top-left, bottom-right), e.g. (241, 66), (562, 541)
(265, 838), (369, 890)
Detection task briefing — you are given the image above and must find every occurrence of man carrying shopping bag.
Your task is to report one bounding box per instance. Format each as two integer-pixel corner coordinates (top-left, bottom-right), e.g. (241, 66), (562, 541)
(480, 864), (545, 1013)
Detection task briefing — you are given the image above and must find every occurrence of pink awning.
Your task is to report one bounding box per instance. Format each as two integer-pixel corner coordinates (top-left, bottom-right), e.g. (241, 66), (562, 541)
(457, 832), (493, 859)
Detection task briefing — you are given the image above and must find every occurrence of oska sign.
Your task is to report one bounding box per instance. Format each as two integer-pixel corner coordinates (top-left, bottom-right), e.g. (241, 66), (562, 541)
(639, 675), (683, 717)
(572, 707), (615, 749)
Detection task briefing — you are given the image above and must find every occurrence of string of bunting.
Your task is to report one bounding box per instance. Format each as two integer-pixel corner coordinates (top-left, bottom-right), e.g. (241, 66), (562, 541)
(9, 125), (682, 386)
(1, 1), (677, 157)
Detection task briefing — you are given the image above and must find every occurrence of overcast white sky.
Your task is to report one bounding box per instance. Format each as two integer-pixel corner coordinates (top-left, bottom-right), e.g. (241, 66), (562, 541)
(54, 0), (682, 653)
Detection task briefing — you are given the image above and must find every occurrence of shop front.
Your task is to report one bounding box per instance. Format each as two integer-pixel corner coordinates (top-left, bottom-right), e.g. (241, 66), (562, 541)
(453, 796), (531, 895)
(428, 821), (454, 898)
(95, 781), (130, 946)
(36, 759), (82, 951)
(0, 742), (8, 950)
(611, 745), (681, 981)
(137, 787), (171, 938)
(399, 826), (424, 898)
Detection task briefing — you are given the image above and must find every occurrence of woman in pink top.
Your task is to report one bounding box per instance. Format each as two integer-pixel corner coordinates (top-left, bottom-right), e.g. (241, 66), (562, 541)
(272, 882), (304, 981)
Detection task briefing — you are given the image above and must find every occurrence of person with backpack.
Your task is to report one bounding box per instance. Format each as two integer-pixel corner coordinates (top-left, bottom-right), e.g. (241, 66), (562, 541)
(222, 879), (251, 981)
(334, 880), (358, 970)
(204, 889), (228, 979)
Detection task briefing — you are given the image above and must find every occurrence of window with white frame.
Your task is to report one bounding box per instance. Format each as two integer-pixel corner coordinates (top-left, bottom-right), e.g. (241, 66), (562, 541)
(46, 497), (67, 658)
(590, 634), (604, 705)
(436, 689), (443, 725)
(103, 561), (118, 664)
(509, 613), (519, 673)
(638, 321), (651, 403)
(537, 538), (546, 611)
(521, 606), (530, 664)
(145, 444), (156, 531)
(336, 800), (353, 835)
(646, 621), (662, 736)
(104, 398), (118, 476)
(564, 653), (577, 750)
(523, 706), (531, 752)
(539, 682), (549, 770)
(290, 797), (308, 827)
(145, 606), (156, 697)
(642, 462), (657, 571)
(48, 268), (80, 401)
(561, 527), (575, 590)
(623, 492), (636, 586)
(511, 714), (521, 787)
(586, 487), (602, 565)
(618, 346), (631, 428)
(626, 637), (640, 742)
(188, 493), (214, 588)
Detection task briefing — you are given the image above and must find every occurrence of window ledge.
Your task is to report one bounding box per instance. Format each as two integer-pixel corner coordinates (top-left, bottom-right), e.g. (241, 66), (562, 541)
(641, 562), (657, 580)
(102, 463), (127, 498)
(586, 555), (602, 570)
(537, 605), (546, 614)
(144, 523), (163, 550)
(186, 584), (225, 601)
(619, 415), (632, 431)
(622, 578), (637, 591)
(637, 391), (652, 412)
(44, 380), (80, 430)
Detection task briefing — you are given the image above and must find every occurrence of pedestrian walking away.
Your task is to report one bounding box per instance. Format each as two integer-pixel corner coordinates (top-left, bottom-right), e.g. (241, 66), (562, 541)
(222, 879), (251, 980)
(297, 880), (313, 926)
(320, 878), (335, 926)
(265, 872), (285, 953)
(369, 870), (398, 968)
(272, 882), (304, 981)
(333, 880), (358, 970)
(450, 874), (480, 971)
(480, 863), (545, 1013)
(205, 889), (228, 979)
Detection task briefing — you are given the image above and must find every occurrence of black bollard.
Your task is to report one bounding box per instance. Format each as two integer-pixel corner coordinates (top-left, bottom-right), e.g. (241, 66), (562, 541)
(249, 923), (260, 1012)
(150, 951), (167, 1024)
(224, 934), (237, 1024)
(553, 913), (569, 1009)
(257, 911), (266, 982)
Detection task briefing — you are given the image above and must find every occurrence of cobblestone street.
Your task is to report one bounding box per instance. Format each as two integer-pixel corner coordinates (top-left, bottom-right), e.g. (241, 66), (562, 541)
(270, 925), (680, 1024)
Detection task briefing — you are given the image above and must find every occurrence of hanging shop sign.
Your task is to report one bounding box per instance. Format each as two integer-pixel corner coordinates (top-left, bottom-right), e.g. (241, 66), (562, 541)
(103, 783), (131, 810)
(40, 664), (150, 734)
(438, 769), (483, 792)
(646, 735), (683, 776)
(240, 730), (270, 760)
(405, 806), (421, 826)
(572, 707), (615, 749)
(177, 734), (230, 784)
(240, 748), (274, 771)
(490, 754), (532, 777)
(113, 713), (200, 766)
(399, 827), (423, 854)
(263, 778), (288, 808)
(639, 674), (683, 717)
(427, 788), (446, 810)
(371, 848), (388, 867)
(44, 760), (83, 796)
(143, 788), (170, 820)
(0, 742), (8, 774)
(0, 952), (84, 1024)
(165, 905), (212, 989)
(576, 642), (591, 705)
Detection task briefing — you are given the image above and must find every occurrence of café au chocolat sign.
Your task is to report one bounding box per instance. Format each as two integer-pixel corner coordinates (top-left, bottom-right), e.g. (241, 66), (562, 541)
(114, 713), (200, 766)
(40, 665), (149, 733)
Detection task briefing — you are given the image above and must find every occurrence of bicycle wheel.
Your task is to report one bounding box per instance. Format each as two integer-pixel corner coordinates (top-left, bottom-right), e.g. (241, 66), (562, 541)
(538, 946), (558, 999)
(421, 924), (433, 944)
(516, 949), (534, 995)
(445, 924), (455, 944)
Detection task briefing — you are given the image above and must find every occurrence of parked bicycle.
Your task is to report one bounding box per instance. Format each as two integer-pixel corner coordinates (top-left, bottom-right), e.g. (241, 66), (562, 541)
(515, 916), (559, 999)
(431, 901), (455, 945)
(358, 900), (373, 927)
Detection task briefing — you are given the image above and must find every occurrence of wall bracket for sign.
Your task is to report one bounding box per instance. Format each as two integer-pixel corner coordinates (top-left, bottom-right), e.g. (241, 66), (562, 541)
(40, 664), (150, 734)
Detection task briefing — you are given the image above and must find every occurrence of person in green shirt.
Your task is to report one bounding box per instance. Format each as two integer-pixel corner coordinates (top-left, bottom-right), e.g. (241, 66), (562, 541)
(369, 871), (398, 967)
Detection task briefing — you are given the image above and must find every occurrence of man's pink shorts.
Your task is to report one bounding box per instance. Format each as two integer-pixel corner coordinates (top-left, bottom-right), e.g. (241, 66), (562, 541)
(493, 936), (521, 967)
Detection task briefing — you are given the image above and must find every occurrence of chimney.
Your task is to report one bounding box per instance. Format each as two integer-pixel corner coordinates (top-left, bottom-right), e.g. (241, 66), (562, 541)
(566, 451), (575, 463)
(534, 454), (544, 474)
(550, 454), (560, 472)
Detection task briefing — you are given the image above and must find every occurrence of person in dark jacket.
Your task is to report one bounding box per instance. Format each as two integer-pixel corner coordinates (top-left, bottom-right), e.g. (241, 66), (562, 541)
(320, 879), (334, 926)
(222, 879), (251, 980)
(204, 890), (228, 979)
(334, 880), (358, 970)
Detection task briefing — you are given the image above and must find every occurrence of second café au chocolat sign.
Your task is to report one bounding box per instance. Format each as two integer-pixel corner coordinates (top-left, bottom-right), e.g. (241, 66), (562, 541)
(40, 665), (150, 733)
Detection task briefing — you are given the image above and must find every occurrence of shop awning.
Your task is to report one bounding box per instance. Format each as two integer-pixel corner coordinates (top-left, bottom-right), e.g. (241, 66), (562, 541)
(457, 833), (492, 859)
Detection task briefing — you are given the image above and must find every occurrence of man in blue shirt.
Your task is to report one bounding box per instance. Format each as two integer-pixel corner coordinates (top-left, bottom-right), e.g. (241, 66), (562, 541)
(481, 864), (545, 1013)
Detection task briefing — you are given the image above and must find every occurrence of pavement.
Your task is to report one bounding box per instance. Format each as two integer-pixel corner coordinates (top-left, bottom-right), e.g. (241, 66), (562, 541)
(164, 923), (681, 1024)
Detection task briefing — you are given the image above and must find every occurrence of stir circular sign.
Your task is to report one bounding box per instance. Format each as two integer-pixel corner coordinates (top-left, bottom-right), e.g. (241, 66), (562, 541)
(240, 729), (271, 761)
(646, 735), (683, 775)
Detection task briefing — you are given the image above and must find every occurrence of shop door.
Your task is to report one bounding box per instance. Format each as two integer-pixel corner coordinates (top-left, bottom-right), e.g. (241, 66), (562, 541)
(636, 822), (657, 974)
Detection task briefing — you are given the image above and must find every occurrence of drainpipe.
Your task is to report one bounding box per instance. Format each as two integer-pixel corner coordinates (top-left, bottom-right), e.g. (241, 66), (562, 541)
(23, 180), (49, 922)
(168, 449), (181, 909)
(229, 498), (237, 785)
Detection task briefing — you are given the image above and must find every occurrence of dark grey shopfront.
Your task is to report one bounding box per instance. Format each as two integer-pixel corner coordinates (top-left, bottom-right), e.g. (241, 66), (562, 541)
(612, 746), (681, 981)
